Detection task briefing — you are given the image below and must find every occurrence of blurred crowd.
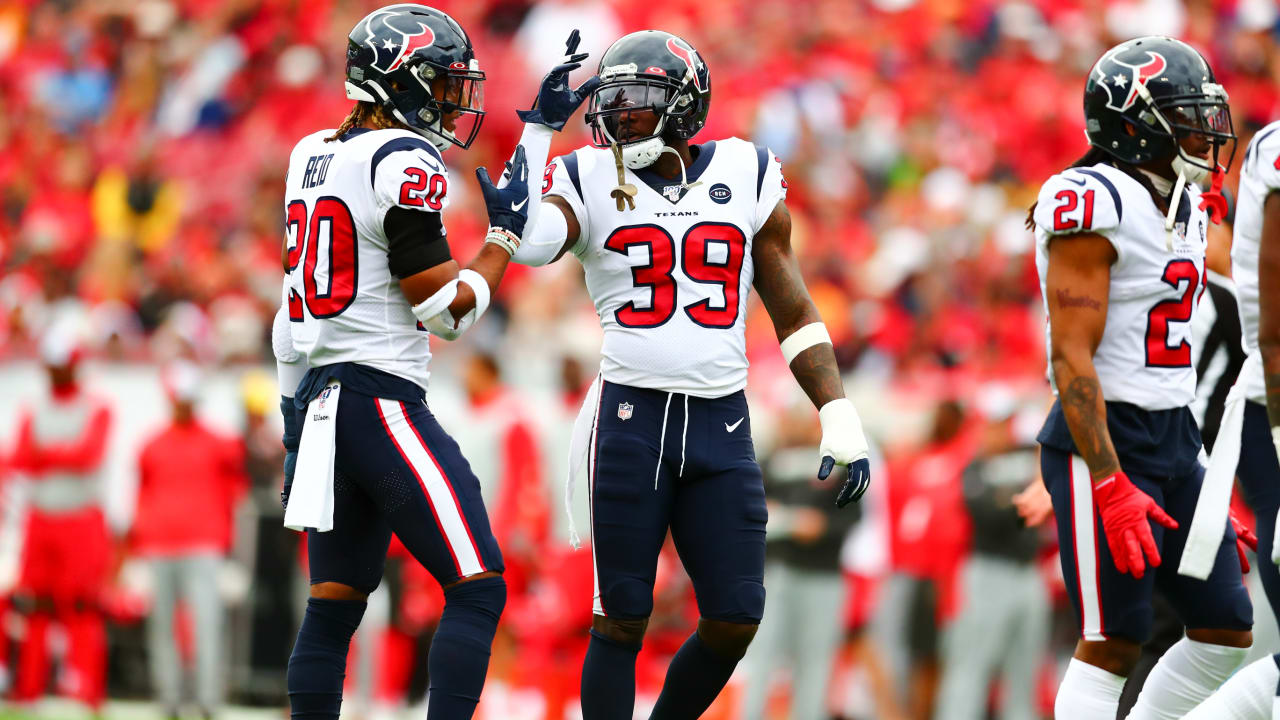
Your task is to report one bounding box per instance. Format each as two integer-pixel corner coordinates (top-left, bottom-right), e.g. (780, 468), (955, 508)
(3, 0), (1280, 718)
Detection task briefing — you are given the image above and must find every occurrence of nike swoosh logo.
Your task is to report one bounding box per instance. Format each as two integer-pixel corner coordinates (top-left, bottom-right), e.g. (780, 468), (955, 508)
(1064, 176), (1087, 187)
(511, 197), (529, 212)
(725, 417), (744, 433)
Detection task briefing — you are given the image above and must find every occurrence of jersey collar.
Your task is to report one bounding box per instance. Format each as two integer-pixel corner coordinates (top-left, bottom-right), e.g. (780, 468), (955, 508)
(632, 141), (717, 205)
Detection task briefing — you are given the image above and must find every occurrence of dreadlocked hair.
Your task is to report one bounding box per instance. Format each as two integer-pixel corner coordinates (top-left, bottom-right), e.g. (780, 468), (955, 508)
(325, 102), (403, 142)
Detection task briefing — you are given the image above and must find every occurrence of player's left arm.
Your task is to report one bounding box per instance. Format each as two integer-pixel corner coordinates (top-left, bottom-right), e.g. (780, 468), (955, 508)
(1259, 190), (1280, 457)
(752, 199), (870, 507)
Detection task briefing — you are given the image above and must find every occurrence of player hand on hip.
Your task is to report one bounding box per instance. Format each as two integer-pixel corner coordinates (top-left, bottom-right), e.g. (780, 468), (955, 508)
(517, 29), (601, 131)
(817, 398), (871, 508)
(1092, 470), (1178, 579)
(1228, 511), (1257, 573)
(476, 145), (530, 243)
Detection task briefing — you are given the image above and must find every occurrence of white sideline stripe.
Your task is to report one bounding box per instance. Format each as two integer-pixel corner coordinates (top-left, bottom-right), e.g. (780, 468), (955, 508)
(377, 398), (484, 577)
(1071, 454), (1105, 641)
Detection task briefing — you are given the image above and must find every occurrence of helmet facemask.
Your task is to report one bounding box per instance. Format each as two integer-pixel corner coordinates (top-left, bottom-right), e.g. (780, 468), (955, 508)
(1132, 81), (1236, 185)
(347, 55), (485, 151)
(585, 76), (691, 169)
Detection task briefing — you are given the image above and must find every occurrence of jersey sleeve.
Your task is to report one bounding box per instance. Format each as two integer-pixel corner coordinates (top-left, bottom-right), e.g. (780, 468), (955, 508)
(542, 152), (589, 255)
(1033, 169), (1123, 255)
(371, 139), (451, 217)
(1247, 126), (1280, 191)
(752, 145), (789, 234)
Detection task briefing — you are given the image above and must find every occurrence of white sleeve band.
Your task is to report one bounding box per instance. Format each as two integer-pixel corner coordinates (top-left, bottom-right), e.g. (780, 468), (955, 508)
(411, 279), (459, 326)
(277, 356), (308, 399)
(780, 322), (832, 364)
(502, 123), (553, 235)
(271, 306), (301, 363)
(457, 269), (490, 319)
(511, 202), (570, 266)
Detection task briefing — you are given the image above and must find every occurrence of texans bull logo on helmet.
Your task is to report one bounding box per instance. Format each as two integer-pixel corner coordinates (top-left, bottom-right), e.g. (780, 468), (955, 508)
(1093, 48), (1167, 113)
(666, 37), (707, 92)
(362, 6), (437, 74)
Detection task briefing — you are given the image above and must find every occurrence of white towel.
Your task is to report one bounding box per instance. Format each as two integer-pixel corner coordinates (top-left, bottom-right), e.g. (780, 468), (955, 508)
(284, 380), (341, 533)
(564, 373), (602, 550)
(1179, 354), (1260, 579)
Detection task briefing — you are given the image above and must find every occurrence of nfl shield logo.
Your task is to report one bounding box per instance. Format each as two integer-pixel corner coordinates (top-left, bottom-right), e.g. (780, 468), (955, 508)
(662, 185), (682, 202)
(617, 402), (634, 421)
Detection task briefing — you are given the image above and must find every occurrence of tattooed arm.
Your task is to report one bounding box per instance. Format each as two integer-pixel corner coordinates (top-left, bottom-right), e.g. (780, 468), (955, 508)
(752, 201), (844, 407)
(1260, 193), (1280, 444)
(1045, 232), (1121, 480)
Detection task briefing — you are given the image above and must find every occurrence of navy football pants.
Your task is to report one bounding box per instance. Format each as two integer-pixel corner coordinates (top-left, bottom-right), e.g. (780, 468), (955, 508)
(1235, 401), (1280, 622)
(301, 388), (503, 593)
(588, 381), (767, 624)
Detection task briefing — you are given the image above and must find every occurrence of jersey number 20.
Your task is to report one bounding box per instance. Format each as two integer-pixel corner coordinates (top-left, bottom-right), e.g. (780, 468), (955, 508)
(604, 222), (747, 329)
(286, 197), (358, 320)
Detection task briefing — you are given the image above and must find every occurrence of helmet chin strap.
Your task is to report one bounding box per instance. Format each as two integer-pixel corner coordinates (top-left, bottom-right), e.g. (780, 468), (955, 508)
(1164, 168), (1188, 252)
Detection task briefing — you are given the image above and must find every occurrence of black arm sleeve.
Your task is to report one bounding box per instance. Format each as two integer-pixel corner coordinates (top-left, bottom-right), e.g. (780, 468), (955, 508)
(385, 207), (451, 279)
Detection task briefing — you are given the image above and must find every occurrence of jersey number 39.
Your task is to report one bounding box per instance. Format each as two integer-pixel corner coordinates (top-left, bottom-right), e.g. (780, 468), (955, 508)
(604, 222), (747, 329)
(286, 197), (358, 320)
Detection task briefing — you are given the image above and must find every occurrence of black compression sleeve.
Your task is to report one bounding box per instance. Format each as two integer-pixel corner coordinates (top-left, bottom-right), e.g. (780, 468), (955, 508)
(385, 207), (451, 279)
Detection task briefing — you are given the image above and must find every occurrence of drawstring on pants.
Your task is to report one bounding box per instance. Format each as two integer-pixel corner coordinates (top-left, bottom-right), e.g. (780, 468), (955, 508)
(653, 392), (690, 489)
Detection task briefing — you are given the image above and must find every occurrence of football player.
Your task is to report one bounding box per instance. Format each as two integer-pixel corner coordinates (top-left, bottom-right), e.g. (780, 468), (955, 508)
(1164, 115), (1280, 720)
(507, 30), (872, 718)
(269, 5), (595, 720)
(1030, 36), (1255, 719)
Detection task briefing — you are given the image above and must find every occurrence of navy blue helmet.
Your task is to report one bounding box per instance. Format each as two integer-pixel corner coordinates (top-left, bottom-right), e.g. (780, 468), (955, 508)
(584, 30), (711, 152)
(1084, 36), (1234, 179)
(344, 4), (485, 151)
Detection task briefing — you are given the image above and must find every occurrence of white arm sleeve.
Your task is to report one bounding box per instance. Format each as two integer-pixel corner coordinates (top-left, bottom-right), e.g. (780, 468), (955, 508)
(511, 201), (570, 266)
(501, 123), (554, 234)
(271, 306), (308, 398)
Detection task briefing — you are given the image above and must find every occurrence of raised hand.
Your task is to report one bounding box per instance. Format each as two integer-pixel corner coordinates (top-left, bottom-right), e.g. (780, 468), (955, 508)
(517, 29), (601, 131)
(475, 145), (529, 241)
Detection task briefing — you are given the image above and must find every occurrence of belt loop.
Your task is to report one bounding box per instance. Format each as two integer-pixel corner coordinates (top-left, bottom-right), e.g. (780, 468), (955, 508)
(654, 392), (673, 490)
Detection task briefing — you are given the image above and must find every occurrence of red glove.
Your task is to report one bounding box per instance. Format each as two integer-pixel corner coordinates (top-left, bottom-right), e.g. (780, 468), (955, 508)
(1229, 512), (1258, 574)
(1093, 470), (1178, 579)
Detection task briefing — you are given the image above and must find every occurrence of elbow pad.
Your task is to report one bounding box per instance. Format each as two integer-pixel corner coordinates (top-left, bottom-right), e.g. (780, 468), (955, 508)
(511, 203), (570, 266)
(411, 269), (491, 341)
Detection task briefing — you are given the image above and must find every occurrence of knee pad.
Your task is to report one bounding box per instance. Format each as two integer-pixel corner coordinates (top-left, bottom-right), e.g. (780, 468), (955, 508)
(592, 616), (649, 649)
(601, 578), (654, 620)
(697, 619), (758, 662)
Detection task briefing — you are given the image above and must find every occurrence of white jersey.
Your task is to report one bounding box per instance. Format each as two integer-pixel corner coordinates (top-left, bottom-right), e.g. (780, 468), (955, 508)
(1034, 162), (1209, 410)
(544, 137), (787, 398)
(1231, 120), (1280, 403)
(283, 127), (451, 389)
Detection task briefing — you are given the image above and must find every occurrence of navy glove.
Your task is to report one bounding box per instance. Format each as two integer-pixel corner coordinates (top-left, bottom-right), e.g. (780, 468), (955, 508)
(516, 30), (601, 131)
(819, 456), (871, 508)
(475, 144), (529, 237)
(280, 395), (301, 510)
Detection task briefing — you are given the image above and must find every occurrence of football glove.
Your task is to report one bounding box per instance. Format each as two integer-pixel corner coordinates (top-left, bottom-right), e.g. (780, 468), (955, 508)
(516, 30), (600, 131)
(1229, 511), (1257, 573)
(475, 145), (529, 238)
(817, 398), (871, 508)
(1092, 470), (1177, 579)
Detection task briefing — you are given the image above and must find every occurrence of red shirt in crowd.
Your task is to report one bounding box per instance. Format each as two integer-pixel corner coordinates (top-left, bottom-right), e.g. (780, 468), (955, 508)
(131, 419), (247, 556)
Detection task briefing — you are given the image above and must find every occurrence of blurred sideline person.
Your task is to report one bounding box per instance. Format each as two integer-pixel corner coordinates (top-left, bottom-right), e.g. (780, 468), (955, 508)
(131, 362), (247, 719)
(508, 30), (873, 718)
(933, 387), (1048, 720)
(1177, 119), (1280, 717)
(740, 402), (862, 720)
(1030, 37), (1253, 719)
(270, 5), (595, 719)
(8, 327), (113, 710)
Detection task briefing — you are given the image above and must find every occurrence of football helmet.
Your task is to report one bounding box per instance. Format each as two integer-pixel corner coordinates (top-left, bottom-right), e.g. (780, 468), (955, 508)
(1084, 36), (1234, 183)
(584, 30), (711, 169)
(344, 4), (484, 151)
